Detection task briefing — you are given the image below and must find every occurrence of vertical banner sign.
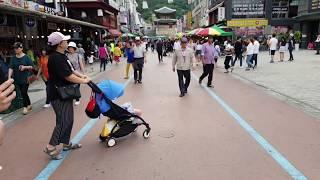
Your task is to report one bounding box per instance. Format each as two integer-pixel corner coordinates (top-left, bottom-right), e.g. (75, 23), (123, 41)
(218, 7), (225, 22)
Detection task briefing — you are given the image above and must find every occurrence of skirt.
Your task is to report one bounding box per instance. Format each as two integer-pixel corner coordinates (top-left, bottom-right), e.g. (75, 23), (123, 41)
(279, 46), (286, 53)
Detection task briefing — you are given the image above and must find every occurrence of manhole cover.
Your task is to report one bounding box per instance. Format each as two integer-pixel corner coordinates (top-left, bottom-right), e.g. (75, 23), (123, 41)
(158, 130), (175, 138)
(28, 89), (44, 93)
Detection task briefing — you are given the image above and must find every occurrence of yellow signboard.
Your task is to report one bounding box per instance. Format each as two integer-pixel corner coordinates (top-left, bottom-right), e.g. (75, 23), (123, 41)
(227, 19), (268, 27)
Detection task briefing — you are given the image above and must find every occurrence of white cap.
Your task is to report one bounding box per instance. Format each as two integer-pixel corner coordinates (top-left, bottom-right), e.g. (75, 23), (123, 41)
(135, 37), (140, 41)
(48, 32), (71, 46)
(68, 42), (77, 48)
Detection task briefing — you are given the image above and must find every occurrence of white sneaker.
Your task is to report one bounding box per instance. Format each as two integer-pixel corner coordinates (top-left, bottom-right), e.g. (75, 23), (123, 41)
(22, 107), (28, 115)
(75, 101), (80, 106)
(43, 104), (51, 108)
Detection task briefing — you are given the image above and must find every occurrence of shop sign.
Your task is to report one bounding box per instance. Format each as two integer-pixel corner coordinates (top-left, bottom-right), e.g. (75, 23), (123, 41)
(311, 0), (320, 11)
(218, 7), (225, 21)
(272, 7), (288, 14)
(26, 17), (36, 28)
(232, 0), (265, 18)
(1, 0), (23, 7)
(227, 19), (268, 27)
(37, 5), (57, 15)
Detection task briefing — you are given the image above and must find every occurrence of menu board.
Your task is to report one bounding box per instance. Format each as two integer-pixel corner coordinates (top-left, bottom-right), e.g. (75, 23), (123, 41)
(232, 0), (265, 18)
(311, 0), (320, 11)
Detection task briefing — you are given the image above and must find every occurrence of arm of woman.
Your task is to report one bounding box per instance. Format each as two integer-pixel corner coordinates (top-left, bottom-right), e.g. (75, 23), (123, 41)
(72, 70), (86, 79)
(36, 66), (42, 78)
(65, 74), (90, 84)
(79, 56), (85, 74)
(22, 56), (34, 71)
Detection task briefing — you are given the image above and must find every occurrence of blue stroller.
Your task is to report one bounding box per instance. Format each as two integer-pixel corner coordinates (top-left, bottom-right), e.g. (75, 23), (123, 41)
(87, 80), (151, 147)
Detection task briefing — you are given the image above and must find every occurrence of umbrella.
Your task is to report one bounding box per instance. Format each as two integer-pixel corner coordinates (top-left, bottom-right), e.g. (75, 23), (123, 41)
(187, 28), (203, 35)
(176, 32), (184, 38)
(211, 25), (233, 37)
(121, 33), (136, 38)
(197, 27), (221, 36)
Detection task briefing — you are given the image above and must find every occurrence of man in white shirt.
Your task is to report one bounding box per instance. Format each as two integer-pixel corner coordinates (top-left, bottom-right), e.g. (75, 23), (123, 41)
(172, 37), (193, 97)
(246, 39), (255, 71)
(268, 34), (278, 63)
(252, 37), (260, 68)
(133, 37), (147, 84)
(173, 39), (181, 51)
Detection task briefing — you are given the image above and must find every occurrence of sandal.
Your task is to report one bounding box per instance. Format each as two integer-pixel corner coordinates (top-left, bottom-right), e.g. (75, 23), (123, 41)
(63, 143), (82, 151)
(44, 147), (62, 160)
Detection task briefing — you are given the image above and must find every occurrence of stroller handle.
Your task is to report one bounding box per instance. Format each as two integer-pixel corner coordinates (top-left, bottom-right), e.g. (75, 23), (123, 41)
(87, 81), (103, 94)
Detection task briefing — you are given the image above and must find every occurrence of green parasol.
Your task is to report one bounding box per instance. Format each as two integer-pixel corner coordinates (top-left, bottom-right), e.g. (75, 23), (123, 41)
(211, 25), (233, 37)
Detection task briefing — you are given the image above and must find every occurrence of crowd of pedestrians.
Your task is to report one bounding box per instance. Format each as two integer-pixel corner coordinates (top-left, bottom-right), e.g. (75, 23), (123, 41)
(0, 30), (308, 159)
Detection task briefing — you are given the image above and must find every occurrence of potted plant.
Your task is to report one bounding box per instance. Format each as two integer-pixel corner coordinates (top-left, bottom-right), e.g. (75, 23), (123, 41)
(294, 31), (302, 51)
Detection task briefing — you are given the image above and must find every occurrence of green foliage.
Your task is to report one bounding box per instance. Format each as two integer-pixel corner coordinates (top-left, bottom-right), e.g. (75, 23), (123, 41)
(136, 0), (190, 23)
(294, 31), (302, 43)
(278, 33), (290, 42)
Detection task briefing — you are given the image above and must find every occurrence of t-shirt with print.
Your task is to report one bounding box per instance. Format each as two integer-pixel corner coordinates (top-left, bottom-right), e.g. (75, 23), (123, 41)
(48, 51), (74, 101)
(9, 55), (33, 84)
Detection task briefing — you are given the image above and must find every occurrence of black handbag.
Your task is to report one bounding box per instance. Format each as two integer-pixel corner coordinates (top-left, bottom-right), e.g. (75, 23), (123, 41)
(56, 84), (81, 100)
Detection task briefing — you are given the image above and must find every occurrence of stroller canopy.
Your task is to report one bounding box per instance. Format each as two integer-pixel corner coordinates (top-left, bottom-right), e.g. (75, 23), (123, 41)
(96, 80), (125, 113)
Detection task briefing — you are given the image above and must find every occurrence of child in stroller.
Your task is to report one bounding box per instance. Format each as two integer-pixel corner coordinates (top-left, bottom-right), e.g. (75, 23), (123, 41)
(86, 80), (151, 147)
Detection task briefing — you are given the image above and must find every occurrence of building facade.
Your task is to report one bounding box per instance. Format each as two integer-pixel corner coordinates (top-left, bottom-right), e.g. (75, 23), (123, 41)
(294, 0), (320, 45)
(191, 0), (209, 28)
(153, 6), (177, 37)
(206, 0), (299, 37)
(118, 0), (144, 35)
(0, 0), (117, 60)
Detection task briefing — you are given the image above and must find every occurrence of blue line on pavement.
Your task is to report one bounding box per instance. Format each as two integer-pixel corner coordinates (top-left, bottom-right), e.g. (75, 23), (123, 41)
(35, 77), (133, 180)
(191, 73), (307, 180)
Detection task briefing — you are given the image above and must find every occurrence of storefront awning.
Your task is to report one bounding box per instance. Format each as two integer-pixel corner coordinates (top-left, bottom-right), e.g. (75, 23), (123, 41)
(0, 3), (108, 30)
(108, 29), (121, 36)
(208, 2), (224, 13)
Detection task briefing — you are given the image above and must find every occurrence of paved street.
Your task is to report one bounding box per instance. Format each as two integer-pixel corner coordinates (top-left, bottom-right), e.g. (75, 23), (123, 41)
(1, 51), (320, 179)
(218, 50), (320, 119)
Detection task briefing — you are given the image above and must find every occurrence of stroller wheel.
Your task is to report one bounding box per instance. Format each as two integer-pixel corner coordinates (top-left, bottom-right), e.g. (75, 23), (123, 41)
(107, 138), (116, 147)
(143, 129), (150, 139)
(99, 135), (107, 142)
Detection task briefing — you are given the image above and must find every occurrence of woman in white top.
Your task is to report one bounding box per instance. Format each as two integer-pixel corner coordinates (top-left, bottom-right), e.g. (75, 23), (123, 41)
(246, 38), (255, 71)
(195, 40), (202, 65)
